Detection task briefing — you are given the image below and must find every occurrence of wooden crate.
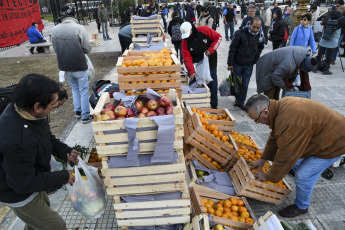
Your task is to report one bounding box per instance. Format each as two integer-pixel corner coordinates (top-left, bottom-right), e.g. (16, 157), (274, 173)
(184, 112), (238, 170)
(92, 89), (183, 156)
(130, 15), (163, 36)
(185, 106), (236, 134)
(84, 148), (102, 176)
(182, 83), (211, 108)
(190, 187), (256, 230)
(229, 157), (292, 205)
(122, 48), (177, 57)
(184, 214), (209, 230)
(181, 67), (188, 85)
(184, 143), (219, 171)
(231, 132), (260, 151)
(251, 211), (283, 230)
(113, 192), (191, 229)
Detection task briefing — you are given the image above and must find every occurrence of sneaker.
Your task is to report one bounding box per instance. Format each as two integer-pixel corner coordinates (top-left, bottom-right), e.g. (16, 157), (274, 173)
(75, 111), (81, 118)
(330, 61), (335, 65)
(82, 116), (93, 124)
(323, 70), (332, 75)
(29, 48), (34, 54)
(107, 37), (112, 40)
(226, 38), (229, 41)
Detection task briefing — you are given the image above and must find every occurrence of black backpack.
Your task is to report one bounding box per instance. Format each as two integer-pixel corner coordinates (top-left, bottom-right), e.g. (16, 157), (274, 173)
(322, 16), (343, 40)
(0, 84), (16, 116)
(205, 16), (217, 30)
(89, 80), (119, 109)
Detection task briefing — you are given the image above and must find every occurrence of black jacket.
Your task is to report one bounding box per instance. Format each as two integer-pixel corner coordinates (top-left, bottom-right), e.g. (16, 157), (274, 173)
(0, 104), (71, 203)
(125, 8), (134, 22)
(227, 28), (264, 66)
(270, 18), (285, 42)
(168, 17), (184, 44)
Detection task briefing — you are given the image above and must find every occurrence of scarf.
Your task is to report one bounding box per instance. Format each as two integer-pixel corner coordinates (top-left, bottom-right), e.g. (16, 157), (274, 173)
(243, 21), (265, 43)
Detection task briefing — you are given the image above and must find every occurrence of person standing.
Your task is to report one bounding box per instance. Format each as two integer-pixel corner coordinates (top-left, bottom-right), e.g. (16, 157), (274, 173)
(81, 7), (89, 25)
(0, 73), (80, 229)
(196, 2), (202, 19)
(241, 1), (247, 19)
(282, 8), (293, 47)
(181, 22), (222, 109)
(269, 9), (285, 50)
(223, 3), (236, 41)
(26, 23), (47, 54)
(227, 17), (264, 110)
(52, 12), (93, 124)
(255, 47), (316, 100)
(209, 3), (218, 30)
(125, 4), (134, 23)
(199, 7), (214, 28)
(161, 4), (168, 33)
(330, 5), (345, 64)
(310, 4), (318, 26)
(98, 2), (112, 40)
(136, 3), (143, 16)
(168, 11), (184, 63)
(186, 2), (197, 25)
(93, 5), (101, 33)
(241, 6), (264, 30)
(118, 23), (132, 54)
(262, 2), (271, 46)
(290, 14), (317, 53)
(245, 94), (345, 218)
(177, 3), (186, 20)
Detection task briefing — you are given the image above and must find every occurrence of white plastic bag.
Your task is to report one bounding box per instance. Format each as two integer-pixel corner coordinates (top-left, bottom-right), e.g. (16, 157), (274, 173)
(50, 155), (63, 172)
(194, 54), (212, 84)
(85, 54), (95, 81)
(67, 156), (106, 219)
(59, 71), (65, 82)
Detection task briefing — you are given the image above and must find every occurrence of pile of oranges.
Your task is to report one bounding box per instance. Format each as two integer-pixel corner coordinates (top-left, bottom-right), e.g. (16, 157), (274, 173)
(201, 197), (254, 225)
(197, 149), (224, 172)
(236, 146), (262, 162)
(88, 152), (102, 163)
(248, 163), (287, 189)
(231, 131), (259, 149)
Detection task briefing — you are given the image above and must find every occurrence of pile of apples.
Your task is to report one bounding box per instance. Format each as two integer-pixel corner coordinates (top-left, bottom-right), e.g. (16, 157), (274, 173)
(100, 96), (174, 120)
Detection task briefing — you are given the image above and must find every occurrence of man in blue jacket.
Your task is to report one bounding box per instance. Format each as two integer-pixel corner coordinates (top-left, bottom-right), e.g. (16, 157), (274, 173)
(26, 23), (47, 54)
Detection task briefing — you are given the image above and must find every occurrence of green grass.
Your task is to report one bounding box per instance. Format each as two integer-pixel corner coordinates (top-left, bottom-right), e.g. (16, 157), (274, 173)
(41, 15), (54, 22)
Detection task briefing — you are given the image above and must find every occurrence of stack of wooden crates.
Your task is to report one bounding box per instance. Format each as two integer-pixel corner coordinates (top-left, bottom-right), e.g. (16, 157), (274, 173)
(130, 15), (164, 46)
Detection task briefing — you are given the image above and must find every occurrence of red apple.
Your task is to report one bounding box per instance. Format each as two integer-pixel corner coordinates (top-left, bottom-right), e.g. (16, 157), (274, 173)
(141, 106), (149, 114)
(105, 104), (116, 111)
(126, 108), (134, 117)
(158, 113), (166, 116)
(101, 108), (111, 115)
(114, 105), (127, 116)
(166, 105), (174, 115)
(146, 111), (157, 117)
(147, 99), (158, 111)
(105, 111), (116, 120)
(116, 116), (126, 120)
(138, 113), (147, 118)
(156, 107), (166, 115)
(135, 99), (144, 112)
(158, 97), (171, 107)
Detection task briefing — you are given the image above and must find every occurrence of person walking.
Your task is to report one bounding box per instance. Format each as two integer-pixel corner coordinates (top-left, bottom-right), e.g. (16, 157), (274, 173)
(290, 13), (317, 53)
(199, 7), (214, 28)
(168, 11), (184, 63)
(227, 17), (264, 110)
(185, 2), (197, 25)
(0, 73), (80, 230)
(223, 3), (237, 41)
(124, 4), (135, 23)
(118, 23), (132, 54)
(196, 2), (202, 18)
(98, 2), (112, 40)
(81, 7), (89, 25)
(269, 9), (285, 50)
(181, 22), (222, 109)
(52, 12), (93, 124)
(282, 7), (293, 47)
(241, 1), (247, 19)
(93, 5), (101, 33)
(209, 3), (218, 30)
(161, 4), (168, 33)
(177, 3), (186, 20)
(262, 2), (271, 46)
(245, 94), (345, 218)
(26, 22), (47, 54)
(241, 6), (264, 30)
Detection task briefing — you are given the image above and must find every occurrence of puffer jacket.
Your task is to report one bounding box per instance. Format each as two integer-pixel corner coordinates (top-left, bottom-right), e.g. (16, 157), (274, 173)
(26, 26), (44, 43)
(269, 18), (285, 41)
(51, 17), (91, 72)
(263, 98), (345, 182)
(255, 46), (309, 93)
(98, 6), (108, 23)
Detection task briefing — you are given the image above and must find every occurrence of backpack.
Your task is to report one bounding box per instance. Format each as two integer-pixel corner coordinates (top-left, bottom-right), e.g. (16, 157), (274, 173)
(322, 17), (343, 40)
(89, 80), (119, 109)
(171, 23), (182, 41)
(206, 16), (217, 30)
(0, 84), (16, 116)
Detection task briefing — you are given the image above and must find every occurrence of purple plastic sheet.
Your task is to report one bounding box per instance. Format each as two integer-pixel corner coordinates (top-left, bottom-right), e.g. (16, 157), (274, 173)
(133, 41), (166, 51)
(125, 118), (141, 161)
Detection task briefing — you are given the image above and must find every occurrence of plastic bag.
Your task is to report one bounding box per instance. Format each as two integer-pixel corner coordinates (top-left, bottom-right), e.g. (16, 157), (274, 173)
(50, 155), (63, 172)
(219, 78), (231, 96)
(229, 70), (242, 96)
(59, 71), (65, 82)
(85, 54), (95, 81)
(194, 54), (212, 84)
(67, 156), (106, 219)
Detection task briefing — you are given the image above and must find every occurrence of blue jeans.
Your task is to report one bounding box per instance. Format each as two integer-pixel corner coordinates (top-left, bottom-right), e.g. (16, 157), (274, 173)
(292, 155), (343, 209)
(224, 22), (234, 40)
(233, 64), (254, 107)
(65, 71), (90, 119)
(101, 22), (110, 39)
(173, 42), (183, 63)
(207, 67), (218, 107)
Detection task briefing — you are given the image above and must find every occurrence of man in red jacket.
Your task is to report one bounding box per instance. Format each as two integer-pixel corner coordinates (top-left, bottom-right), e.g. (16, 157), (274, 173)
(181, 22), (222, 109)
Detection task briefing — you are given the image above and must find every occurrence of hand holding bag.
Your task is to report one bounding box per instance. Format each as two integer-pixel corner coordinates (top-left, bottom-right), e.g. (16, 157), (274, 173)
(229, 70), (243, 96)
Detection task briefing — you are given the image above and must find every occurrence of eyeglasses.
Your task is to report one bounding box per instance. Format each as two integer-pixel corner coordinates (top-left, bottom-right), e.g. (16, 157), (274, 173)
(301, 18), (308, 21)
(254, 109), (265, 124)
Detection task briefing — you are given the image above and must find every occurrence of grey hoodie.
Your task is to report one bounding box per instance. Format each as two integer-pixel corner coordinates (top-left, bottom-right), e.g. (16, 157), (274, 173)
(256, 47), (309, 93)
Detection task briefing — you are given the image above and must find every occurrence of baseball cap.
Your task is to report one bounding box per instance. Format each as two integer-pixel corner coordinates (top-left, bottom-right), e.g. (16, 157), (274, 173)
(180, 22), (192, 39)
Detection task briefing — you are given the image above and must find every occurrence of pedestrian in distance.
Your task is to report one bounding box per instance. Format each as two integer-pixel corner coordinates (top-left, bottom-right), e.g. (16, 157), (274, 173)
(185, 2), (197, 25)
(181, 22), (222, 109)
(227, 17), (265, 110)
(240, 1), (247, 19)
(261, 2), (272, 46)
(0, 73), (80, 230)
(81, 7), (89, 25)
(124, 4), (135, 23)
(209, 2), (219, 30)
(329, 5), (345, 65)
(241, 6), (264, 31)
(177, 3), (186, 20)
(196, 2), (202, 19)
(161, 4), (168, 33)
(98, 2), (112, 40)
(282, 7), (293, 47)
(52, 10), (93, 124)
(223, 3), (237, 41)
(245, 94), (345, 218)
(93, 5), (102, 33)
(26, 22), (47, 54)
(168, 11), (184, 63)
(199, 7), (214, 29)
(118, 23), (132, 54)
(269, 9), (285, 50)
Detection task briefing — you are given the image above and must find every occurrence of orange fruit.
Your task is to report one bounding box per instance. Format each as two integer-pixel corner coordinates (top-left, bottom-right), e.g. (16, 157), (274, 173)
(230, 216), (238, 221)
(212, 130), (219, 137)
(237, 199), (244, 206)
(238, 206), (247, 213)
(231, 211), (239, 217)
(208, 199), (214, 206)
(245, 218), (254, 225)
(208, 208), (215, 215)
(207, 157), (213, 163)
(219, 200), (224, 206)
(205, 203), (212, 209)
(215, 210), (222, 217)
(224, 200), (231, 208)
(241, 211), (250, 219)
(209, 124), (216, 131)
(224, 207), (231, 213)
(238, 216), (246, 223)
(231, 205), (238, 212)
(201, 153), (208, 159)
(215, 203), (223, 209)
(230, 197), (238, 205)
(218, 131), (224, 138)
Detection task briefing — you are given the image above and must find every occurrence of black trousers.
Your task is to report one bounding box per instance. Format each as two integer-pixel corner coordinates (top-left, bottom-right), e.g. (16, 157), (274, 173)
(316, 46), (335, 72)
(119, 34), (132, 54)
(272, 41), (281, 50)
(30, 39), (47, 52)
(96, 19), (101, 31)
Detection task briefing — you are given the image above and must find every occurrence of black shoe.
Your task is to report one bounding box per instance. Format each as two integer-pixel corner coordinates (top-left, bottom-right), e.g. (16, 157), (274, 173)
(226, 39), (229, 41)
(82, 116), (93, 124)
(278, 204), (308, 218)
(323, 70), (332, 75)
(107, 37), (112, 40)
(75, 111), (81, 118)
(29, 48), (34, 54)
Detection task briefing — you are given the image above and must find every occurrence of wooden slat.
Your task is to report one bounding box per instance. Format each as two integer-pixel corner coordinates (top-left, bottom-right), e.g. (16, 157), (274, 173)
(115, 207), (190, 218)
(114, 198), (190, 209)
(117, 216), (190, 227)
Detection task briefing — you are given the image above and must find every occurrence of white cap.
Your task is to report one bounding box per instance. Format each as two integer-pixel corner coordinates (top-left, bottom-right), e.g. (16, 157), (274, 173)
(181, 22), (192, 39)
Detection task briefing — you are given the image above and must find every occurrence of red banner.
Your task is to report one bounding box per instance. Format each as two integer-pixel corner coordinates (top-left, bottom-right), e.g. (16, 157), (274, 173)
(0, 0), (44, 48)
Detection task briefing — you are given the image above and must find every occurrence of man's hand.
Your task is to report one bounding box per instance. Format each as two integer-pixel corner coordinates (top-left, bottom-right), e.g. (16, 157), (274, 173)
(228, 66), (234, 71)
(205, 50), (212, 56)
(249, 158), (266, 172)
(190, 72), (199, 81)
(67, 169), (75, 185)
(253, 171), (267, 181)
(67, 149), (80, 164)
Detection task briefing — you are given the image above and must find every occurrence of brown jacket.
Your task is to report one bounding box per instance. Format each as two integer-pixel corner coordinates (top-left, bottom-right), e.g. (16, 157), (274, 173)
(262, 98), (345, 183)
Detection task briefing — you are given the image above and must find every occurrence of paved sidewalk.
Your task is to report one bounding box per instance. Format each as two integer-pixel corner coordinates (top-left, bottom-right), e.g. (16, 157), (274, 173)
(2, 9), (345, 229)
